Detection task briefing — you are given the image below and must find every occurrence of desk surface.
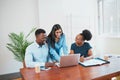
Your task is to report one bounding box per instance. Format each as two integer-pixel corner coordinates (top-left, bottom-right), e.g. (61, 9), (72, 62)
(20, 58), (120, 80)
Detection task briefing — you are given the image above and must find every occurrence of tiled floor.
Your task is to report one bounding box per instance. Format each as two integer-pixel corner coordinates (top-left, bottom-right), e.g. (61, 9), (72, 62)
(0, 72), (21, 80)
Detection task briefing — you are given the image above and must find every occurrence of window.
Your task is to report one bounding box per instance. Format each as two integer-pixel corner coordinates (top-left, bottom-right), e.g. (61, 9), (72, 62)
(98, 0), (120, 37)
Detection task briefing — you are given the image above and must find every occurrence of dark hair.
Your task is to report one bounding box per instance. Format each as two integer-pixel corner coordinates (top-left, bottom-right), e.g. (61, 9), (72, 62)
(35, 29), (46, 36)
(48, 24), (63, 48)
(80, 29), (92, 41)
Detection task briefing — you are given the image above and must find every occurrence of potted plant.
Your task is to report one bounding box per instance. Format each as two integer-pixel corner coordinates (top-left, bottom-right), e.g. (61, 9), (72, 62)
(6, 28), (36, 68)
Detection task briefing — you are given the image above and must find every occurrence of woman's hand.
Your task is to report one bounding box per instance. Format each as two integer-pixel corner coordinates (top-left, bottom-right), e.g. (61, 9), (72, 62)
(80, 56), (84, 62)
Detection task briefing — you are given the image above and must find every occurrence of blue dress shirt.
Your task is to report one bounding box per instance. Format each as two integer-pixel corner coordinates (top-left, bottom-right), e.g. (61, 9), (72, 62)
(25, 41), (49, 68)
(47, 34), (68, 62)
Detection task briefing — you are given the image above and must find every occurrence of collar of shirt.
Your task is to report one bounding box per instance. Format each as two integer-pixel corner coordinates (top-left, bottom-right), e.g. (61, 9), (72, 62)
(34, 41), (47, 48)
(34, 41), (41, 48)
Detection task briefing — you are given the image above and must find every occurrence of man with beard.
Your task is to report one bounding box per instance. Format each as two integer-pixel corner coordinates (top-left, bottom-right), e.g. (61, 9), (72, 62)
(25, 29), (53, 68)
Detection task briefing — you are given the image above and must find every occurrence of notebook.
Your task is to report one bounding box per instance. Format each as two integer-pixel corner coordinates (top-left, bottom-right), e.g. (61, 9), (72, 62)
(79, 58), (110, 67)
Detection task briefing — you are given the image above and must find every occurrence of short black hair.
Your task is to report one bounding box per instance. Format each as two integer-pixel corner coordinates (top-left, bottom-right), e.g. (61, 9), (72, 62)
(80, 29), (92, 41)
(35, 29), (46, 36)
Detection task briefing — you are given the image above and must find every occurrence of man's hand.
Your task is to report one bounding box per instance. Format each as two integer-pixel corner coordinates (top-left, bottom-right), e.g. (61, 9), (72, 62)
(45, 62), (55, 67)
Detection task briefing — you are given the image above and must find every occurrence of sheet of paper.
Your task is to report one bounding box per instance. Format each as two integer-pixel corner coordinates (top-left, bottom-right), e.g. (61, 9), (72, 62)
(79, 58), (106, 66)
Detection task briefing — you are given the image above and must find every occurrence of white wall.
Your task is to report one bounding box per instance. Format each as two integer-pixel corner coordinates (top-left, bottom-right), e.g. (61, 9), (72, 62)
(0, 0), (39, 75)
(95, 37), (120, 55)
(38, 0), (98, 50)
(38, 0), (66, 34)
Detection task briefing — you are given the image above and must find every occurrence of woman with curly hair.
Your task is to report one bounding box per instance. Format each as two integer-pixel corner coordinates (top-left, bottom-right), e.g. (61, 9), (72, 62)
(70, 29), (93, 62)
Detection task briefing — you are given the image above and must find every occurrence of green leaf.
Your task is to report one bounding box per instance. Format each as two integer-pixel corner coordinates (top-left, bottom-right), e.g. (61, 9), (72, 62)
(25, 27), (37, 39)
(6, 28), (36, 62)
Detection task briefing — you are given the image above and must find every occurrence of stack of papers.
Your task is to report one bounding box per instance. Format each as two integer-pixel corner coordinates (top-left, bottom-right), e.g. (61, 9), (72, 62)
(79, 58), (109, 67)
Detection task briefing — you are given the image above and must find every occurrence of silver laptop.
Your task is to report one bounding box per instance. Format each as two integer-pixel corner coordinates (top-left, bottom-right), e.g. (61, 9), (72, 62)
(56, 54), (80, 67)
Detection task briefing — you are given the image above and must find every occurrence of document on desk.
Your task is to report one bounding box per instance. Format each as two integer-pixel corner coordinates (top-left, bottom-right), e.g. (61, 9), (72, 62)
(79, 58), (110, 67)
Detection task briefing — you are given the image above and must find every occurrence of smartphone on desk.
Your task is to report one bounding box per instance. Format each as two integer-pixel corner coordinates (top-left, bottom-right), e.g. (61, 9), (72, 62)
(40, 66), (51, 71)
